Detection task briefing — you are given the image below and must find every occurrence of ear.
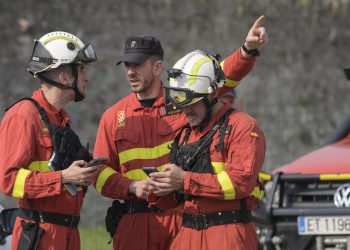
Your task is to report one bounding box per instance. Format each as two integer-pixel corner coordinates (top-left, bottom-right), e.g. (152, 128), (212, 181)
(58, 71), (69, 84)
(58, 71), (74, 87)
(153, 60), (164, 76)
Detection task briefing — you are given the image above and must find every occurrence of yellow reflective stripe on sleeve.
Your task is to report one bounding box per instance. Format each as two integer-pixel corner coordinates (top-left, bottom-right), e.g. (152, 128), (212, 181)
(27, 161), (50, 172)
(124, 165), (168, 180)
(212, 162), (226, 173)
(250, 186), (265, 200)
(124, 169), (148, 180)
(12, 168), (31, 198)
(119, 141), (173, 165)
(220, 61), (240, 88)
(224, 79), (240, 88)
(96, 167), (117, 193)
(217, 171), (235, 200)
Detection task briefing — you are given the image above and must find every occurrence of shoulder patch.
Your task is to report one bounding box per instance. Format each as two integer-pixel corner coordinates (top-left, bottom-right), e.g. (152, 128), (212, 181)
(158, 104), (181, 118)
(117, 111), (126, 128)
(37, 114), (49, 133)
(250, 131), (259, 138)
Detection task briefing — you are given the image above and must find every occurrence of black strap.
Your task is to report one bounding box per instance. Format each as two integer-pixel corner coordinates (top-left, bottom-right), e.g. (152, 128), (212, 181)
(182, 108), (235, 165)
(19, 208), (80, 228)
(215, 109), (234, 152)
(182, 210), (252, 230)
(37, 75), (71, 90)
(5, 98), (50, 128)
(122, 201), (162, 214)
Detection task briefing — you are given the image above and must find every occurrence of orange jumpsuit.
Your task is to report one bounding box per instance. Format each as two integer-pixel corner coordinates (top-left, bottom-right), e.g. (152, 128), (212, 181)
(170, 105), (266, 250)
(93, 48), (257, 250)
(0, 90), (83, 250)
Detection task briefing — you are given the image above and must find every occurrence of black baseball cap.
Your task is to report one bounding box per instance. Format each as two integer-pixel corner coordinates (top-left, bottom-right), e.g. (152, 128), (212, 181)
(116, 35), (164, 65)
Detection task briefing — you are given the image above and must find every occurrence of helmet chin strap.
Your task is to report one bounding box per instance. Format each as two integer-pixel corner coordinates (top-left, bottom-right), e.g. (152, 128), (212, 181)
(37, 65), (85, 102)
(199, 96), (218, 130)
(70, 65), (85, 102)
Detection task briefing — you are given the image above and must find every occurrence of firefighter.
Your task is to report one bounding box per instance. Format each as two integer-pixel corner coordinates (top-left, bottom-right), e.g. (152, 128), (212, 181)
(0, 31), (98, 250)
(148, 50), (266, 250)
(93, 15), (267, 250)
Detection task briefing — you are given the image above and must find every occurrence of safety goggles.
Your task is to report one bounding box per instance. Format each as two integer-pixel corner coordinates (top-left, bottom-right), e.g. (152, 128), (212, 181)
(164, 86), (207, 107)
(73, 43), (97, 64)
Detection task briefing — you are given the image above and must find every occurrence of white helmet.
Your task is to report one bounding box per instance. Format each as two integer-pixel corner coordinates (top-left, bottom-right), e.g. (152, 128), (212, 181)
(27, 31), (96, 76)
(165, 50), (225, 107)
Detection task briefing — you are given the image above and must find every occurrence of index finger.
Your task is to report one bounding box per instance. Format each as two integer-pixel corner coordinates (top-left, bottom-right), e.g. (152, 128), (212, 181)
(251, 15), (265, 29)
(149, 171), (168, 178)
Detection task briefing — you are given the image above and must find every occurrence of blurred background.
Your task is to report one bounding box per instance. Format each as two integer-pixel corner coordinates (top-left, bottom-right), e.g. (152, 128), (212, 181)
(1, 0), (350, 248)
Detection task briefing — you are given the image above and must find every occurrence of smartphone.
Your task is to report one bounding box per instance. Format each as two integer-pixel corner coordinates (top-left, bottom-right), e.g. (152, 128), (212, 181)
(87, 157), (109, 167)
(142, 167), (158, 176)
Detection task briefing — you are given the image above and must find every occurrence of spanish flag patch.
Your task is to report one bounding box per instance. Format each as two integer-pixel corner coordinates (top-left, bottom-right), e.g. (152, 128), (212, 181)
(250, 132), (259, 138)
(117, 111), (126, 128)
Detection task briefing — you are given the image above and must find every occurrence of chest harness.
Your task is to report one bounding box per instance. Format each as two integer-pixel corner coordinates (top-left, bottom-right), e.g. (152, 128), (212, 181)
(169, 108), (252, 230)
(5, 98), (92, 247)
(7, 98), (92, 170)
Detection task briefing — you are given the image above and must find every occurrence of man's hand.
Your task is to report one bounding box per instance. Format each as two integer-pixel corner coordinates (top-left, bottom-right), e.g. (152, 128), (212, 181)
(128, 180), (149, 200)
(61, 160), (100, 186)
(242, 15), (268, 56)
(148, 164), (185, 196)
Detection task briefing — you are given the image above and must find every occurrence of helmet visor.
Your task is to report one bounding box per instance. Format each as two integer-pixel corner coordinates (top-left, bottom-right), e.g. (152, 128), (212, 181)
(164, 86), (207, 107)
(74, 44), (97, 63)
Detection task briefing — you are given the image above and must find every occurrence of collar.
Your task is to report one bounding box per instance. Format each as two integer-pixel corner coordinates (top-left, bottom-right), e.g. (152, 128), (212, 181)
(131, 84), (166, 111)
(32, 89), (70, 125)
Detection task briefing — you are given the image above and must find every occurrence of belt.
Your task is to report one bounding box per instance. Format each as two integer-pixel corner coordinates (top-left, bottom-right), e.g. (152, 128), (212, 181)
(182, 210), (252, 230)
(19, 208), (80, 228)
(122, 201), (163, 214)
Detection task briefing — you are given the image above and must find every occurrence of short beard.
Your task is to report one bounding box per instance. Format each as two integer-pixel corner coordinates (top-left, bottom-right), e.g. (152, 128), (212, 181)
(132, 77), (153, 94)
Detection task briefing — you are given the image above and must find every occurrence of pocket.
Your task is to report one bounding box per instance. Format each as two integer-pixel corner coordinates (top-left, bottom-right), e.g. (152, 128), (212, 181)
(37, 135), (53, 160)
(231, 143), (257, 174)
(37, 135), (53, 148)
(114, 129), (139, 144)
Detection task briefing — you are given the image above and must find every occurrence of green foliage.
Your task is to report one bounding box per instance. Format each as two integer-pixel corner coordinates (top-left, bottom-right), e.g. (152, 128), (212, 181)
(79, 226), (113, 250)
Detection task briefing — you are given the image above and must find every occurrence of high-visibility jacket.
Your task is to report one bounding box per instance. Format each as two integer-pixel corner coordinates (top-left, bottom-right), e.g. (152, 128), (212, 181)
(0, 89), (83, 250)
(93, 48), (257, 250)
(170, 104), (266, 250)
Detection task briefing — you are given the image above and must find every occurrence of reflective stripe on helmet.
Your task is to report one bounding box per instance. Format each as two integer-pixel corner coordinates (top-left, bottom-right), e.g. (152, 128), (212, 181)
(188, 57), (212, 86)
(41, 35), (81, 49)
(12, 168), (31, 198)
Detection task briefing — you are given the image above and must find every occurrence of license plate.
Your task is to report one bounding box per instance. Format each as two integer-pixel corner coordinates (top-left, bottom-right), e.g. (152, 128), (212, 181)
(298, 216), (350, 235)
